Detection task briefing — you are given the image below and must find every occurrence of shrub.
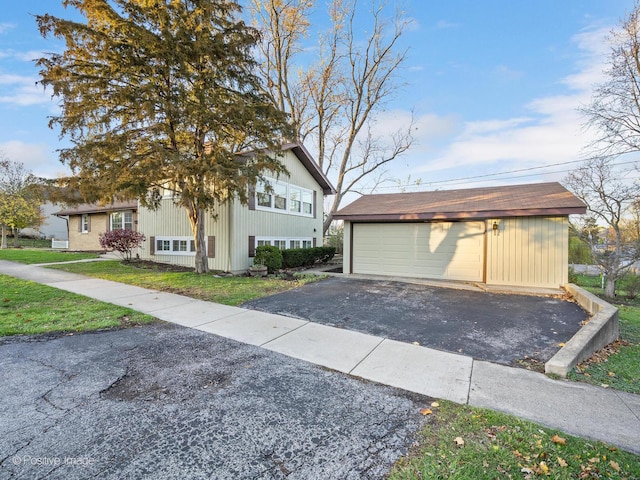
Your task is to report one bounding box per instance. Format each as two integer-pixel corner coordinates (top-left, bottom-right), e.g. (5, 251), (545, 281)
(568, 267), (579, 285)
(254, 245), (283, 273)
(622, 273), (640, 300)
(282, 246), (336, 268)
(99, 229), (146, 262)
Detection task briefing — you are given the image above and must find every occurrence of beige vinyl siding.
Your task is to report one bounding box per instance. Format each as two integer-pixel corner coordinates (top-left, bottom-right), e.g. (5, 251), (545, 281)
(137, 150), (326, 272)
(137, 200), (231, 270)
(486, 216), (568, 288)
(233, 151), (324, 272)
(351, 222), (485, 282)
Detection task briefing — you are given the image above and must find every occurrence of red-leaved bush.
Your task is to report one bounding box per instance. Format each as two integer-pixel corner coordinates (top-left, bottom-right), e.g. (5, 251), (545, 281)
(99, 229), (146, 261)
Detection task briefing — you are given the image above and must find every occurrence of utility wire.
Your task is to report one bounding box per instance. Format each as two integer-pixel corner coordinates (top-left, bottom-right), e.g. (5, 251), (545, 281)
(384, 158), (640, 190)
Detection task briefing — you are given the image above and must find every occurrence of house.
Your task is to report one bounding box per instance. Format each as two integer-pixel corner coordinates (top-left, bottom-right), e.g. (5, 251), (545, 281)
(333, 182), (586, 288)
(19, 202), (70, 240)
(137, 143), (335, 272)
(55, 200), (138, 251)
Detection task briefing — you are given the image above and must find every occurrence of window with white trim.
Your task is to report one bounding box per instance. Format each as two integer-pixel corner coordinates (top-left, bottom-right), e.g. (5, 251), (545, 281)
(81, 214), (89, 233)
(256, 178), (314, 217)
(110, 211), (133, 230)
(155, 236), (196, 255)
(256, 237), (313, 250)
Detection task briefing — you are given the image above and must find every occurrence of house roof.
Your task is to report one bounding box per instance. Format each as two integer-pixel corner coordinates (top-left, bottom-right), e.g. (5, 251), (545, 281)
(54, 199), (138, 216)
(281, 143), (336, 195)
(333, 182), (586, 221)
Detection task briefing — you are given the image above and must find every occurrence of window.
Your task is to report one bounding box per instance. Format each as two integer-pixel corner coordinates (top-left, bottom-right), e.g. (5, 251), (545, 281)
(274, 183), (287, 210)
(111, 211), (133, 230)
(257, 183), (272, 208)
(256, 237), (313, 251)
(155, 237), (195, 255)
(156, 239), (171, 252)
(255, 178), (313, 217)
(302, 191), (313, 215)
(81, 214), (89, 233)
(289, 187), (301, 213)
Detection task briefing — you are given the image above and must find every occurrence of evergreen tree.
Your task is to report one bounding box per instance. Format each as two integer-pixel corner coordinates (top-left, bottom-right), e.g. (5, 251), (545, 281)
(37, 0), (291, 272)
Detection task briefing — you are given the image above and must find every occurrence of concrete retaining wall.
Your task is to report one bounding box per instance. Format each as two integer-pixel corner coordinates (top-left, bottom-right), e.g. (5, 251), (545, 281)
(545, 284), (619, 377)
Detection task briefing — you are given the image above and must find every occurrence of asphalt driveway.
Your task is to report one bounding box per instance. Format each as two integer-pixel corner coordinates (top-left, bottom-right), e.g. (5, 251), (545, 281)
(0, 322), (428, 479)
(241, 277), (588, 365)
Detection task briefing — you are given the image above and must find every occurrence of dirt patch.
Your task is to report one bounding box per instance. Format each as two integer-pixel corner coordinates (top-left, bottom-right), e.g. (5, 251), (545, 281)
(125, 259), (195, 272)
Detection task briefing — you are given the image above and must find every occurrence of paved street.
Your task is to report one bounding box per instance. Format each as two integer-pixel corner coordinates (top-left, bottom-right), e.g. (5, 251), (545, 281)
(0, 322), (429, 479)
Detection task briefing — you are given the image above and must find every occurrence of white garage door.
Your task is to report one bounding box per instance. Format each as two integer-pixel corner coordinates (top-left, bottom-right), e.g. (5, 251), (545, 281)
(352, 222), (485, 282)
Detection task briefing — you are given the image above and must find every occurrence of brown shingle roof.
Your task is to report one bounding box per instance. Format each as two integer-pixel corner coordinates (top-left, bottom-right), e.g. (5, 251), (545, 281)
(55, 199), (138, 216)
(333, 182), (586, 221)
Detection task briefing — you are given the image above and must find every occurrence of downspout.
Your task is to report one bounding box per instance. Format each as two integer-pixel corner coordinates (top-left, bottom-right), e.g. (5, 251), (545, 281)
(227, 200), (233, 272)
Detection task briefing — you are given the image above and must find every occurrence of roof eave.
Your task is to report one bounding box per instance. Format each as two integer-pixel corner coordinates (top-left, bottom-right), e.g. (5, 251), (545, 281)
(284, 143), (336, 195)
(333, 206), (587, 222)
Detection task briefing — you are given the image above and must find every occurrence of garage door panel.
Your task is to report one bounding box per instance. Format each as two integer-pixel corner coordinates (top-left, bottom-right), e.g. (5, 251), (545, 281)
(353, 222), (484, 282)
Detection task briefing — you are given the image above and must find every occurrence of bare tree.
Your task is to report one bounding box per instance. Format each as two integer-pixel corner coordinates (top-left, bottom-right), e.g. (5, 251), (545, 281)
(564, 157), (640, 297)
(251, 0), (414, 233)
(582, 2), (640, 157)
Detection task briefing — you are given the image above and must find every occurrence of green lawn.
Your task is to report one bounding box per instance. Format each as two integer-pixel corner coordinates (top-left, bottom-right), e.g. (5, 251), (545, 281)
(390, 401), (640, 479)
(568, 303), (640, 394)
(0, 275), (154, 336)
(0, 248), (99, 264)
(49, 260), (322, 306)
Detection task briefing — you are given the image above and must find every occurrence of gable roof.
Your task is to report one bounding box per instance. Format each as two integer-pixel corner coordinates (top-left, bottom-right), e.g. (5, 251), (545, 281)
(333, 182), (586, 221)
(281, 143), (336, 195)
(55, 199), (138, 216)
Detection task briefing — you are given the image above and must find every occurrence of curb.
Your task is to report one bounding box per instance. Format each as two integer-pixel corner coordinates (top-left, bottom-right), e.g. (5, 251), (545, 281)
(545, 284), (619, 377)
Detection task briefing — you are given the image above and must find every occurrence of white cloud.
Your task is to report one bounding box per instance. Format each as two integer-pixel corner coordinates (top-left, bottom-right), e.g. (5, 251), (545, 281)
(0, 141), (68, 179)
(434, 20), (458, 30)
(0, 73), (51, 106)
(0, 23), (15, 34)
(404, 24), (612, 186)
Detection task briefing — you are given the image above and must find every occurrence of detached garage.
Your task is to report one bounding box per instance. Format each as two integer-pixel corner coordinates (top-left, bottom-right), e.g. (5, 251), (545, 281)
(333, 182), (586, 289)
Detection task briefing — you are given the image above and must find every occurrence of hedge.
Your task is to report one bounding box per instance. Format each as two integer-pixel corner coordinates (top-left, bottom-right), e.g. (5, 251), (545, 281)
(254, 245), (283, 273)
(282, 246), (335, 269)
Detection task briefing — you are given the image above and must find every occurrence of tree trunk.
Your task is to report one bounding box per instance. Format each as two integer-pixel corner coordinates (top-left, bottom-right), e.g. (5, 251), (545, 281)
(604, 276), (616, 298)
(185, 204), (209, 274)
(1, 224), (6, 249)
(13, 228), (19, 247)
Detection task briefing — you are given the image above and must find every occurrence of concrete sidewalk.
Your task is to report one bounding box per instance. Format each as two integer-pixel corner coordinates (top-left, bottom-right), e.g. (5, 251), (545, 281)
(1, 259), (639, 455)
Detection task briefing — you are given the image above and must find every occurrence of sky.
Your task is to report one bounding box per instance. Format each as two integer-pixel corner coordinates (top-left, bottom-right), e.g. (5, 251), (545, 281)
(0, 0), (638, 194)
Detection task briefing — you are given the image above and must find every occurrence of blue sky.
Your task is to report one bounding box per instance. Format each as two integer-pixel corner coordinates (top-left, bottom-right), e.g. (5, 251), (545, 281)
(0, 0), (637, 192)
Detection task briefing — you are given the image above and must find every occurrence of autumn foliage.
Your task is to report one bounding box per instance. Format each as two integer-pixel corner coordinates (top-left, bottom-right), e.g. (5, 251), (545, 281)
(99, 229), (146, 262)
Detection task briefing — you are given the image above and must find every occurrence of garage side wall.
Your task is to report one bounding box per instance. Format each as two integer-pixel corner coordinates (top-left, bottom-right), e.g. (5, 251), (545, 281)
(486, 216), (568, 288)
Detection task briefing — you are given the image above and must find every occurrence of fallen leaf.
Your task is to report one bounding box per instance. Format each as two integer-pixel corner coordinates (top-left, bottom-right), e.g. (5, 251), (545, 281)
(454, 436), (464, 447)
(608, 371), (616, 377)
(420, 408), (432, 416)
(557, 457), (568, 467)
(521, 467), (533, 474)
(610, 460), (620, 472)
(412, 341), (420, 346)
(588, 457), (599, 463)
(483, 459), (489, 468)
(537, 461), (549, 475)
(430, 401), (440, 408)
(558, 342), (565, 347)
(551, 434), (567, 445)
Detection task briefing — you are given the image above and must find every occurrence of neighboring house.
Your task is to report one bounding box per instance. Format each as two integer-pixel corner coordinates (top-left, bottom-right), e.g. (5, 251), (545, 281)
(55, 200), (138, 251)
(333, 182), (587, 288)
(138, 143), (335, 273)
(19, 202), (70, 240)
